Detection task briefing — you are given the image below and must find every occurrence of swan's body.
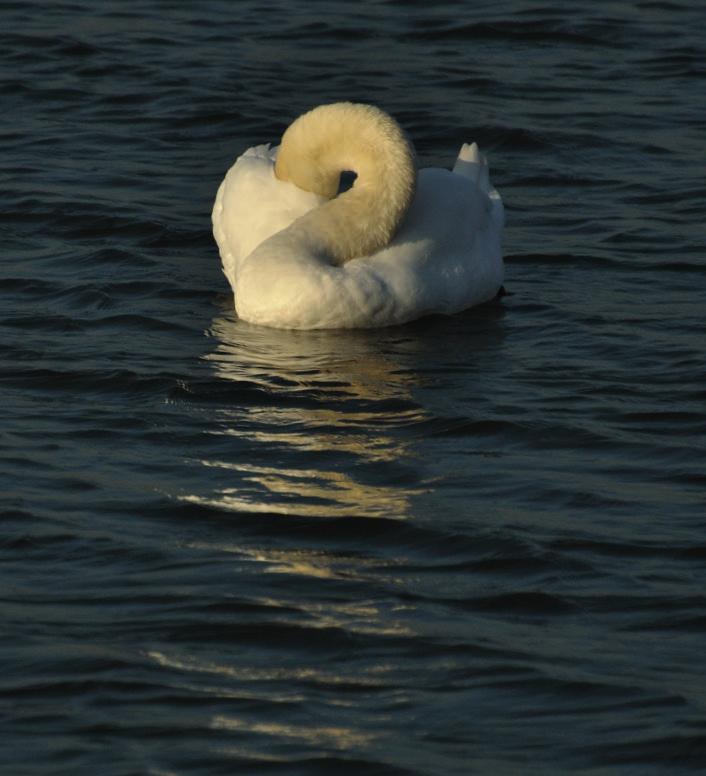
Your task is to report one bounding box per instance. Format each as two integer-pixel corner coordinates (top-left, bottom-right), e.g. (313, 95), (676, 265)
(212, 102), (504, 329)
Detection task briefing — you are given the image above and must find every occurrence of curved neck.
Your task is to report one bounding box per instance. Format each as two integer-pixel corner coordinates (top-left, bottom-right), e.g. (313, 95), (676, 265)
(274, 102), (416, 263)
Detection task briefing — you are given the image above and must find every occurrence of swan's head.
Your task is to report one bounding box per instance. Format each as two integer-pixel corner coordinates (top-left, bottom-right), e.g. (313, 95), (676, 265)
(274, 138), (341, 200)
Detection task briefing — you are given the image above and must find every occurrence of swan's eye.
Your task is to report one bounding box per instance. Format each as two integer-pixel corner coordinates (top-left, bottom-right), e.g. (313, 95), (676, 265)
(337, 170), (357, 195)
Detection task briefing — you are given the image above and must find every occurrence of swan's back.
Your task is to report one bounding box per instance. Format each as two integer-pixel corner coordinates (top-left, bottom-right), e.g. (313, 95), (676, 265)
(350, 165), (503, 323)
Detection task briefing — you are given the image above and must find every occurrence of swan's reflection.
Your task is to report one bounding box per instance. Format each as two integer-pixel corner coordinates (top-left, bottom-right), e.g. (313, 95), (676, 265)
(204, 313), (424, 403)
(185, 313), (432, 520)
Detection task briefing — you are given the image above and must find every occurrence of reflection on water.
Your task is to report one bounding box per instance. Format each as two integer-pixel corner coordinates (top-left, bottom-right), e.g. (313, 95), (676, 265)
(182, 460), (425, 518)
(211, 715), (377, 750)
(147, 650), (384, 761)
(184, 314), (433, 519)
(148, 649), (398, 689)
(204, 314), (425, 402)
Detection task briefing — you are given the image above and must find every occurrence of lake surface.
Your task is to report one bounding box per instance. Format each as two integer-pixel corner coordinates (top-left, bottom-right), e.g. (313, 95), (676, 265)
(2, 1), (705, 773)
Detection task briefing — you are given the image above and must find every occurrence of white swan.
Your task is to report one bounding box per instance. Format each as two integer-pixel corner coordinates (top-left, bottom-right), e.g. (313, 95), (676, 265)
(212, 102), (504, 329)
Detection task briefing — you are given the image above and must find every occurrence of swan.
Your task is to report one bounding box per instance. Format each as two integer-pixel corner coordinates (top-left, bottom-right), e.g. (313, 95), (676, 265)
(212, 102), (504, 329)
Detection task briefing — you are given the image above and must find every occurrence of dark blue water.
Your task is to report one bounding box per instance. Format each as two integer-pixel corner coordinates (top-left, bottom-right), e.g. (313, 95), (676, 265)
(2, 1), (705, 773)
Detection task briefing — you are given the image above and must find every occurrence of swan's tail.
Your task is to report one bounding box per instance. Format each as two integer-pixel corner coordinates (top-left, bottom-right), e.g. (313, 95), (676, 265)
(453, 142), (504, 230)
(452, 142), (490, 188)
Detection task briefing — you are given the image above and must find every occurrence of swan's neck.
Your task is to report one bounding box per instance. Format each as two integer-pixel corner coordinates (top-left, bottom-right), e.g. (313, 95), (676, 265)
(274, 102), (416, 264)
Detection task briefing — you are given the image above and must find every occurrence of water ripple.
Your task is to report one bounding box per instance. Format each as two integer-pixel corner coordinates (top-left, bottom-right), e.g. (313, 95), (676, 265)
(2, 0), (706, 774)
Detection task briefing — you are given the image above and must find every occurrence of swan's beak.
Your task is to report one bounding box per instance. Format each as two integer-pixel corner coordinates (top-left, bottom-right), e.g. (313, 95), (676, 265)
(274, 155), (289, 183)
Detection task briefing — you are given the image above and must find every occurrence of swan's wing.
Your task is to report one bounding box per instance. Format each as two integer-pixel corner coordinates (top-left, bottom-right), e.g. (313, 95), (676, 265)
(212, 145), (324, 290)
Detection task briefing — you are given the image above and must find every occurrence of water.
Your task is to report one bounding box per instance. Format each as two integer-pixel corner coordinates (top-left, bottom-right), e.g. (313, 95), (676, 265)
(2, 1), (705, 773)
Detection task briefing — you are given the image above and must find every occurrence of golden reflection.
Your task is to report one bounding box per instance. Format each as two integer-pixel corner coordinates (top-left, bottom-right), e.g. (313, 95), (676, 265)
(147, 650), (400, 690)
(185, 313), (433, 520)
(211, 715), (377, 749)
(195, 541), (415, 636)
(181, 459), (426, 519)
(213, 406), (425, 463)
